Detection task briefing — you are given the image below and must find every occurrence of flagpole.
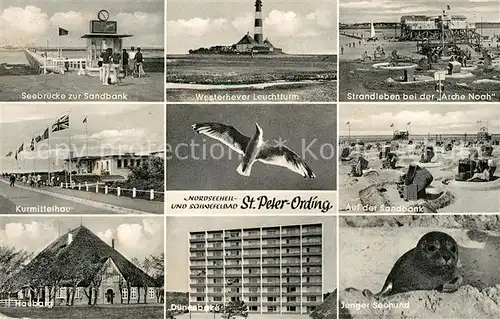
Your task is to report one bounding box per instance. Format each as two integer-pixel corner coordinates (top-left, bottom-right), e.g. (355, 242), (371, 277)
(85, 116), (89, 158)
(68, 110), (72, 186)
(48, 128), (51, 185)
(348, 122), (351, 142)
(57, 26), (60, 58)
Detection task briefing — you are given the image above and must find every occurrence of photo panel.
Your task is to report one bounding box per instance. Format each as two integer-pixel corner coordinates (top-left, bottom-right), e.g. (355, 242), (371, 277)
(166, 215), (336, 318)
(166, 0), (337, 102)
(0, 0), (165, 102)
(339, 0), (500, 102)
(166, 103), (337, 214)
(338, 103), (500, 214)
(339, 215), (500, 318)
(0, 103), (165, 214)
(0, 215), (165, 318)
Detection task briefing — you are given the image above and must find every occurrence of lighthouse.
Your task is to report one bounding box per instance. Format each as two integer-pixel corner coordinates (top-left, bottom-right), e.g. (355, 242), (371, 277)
(254, 0), (264, 44)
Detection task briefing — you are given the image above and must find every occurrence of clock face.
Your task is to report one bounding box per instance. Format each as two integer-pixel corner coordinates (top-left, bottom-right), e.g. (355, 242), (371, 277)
(98, 10), (110, 21)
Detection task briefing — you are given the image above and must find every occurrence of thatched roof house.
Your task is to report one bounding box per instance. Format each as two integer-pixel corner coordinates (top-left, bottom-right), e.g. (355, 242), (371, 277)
(2, 226), (161, 306)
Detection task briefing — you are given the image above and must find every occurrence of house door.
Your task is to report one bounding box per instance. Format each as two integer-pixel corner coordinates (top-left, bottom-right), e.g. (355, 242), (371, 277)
(105, 289), (114, 304)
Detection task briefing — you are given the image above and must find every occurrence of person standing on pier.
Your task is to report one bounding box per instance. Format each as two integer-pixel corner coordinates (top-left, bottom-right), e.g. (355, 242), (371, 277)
(102, 48), (112, 85)
(122, 49), (129, 76)
(128, 46), (137, 78)
(136, 47), (145, 78)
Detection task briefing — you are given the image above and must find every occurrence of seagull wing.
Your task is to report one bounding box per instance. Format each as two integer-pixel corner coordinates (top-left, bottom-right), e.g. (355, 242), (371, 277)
(192, 123), (250, 155)
(257, 145), (316, 179)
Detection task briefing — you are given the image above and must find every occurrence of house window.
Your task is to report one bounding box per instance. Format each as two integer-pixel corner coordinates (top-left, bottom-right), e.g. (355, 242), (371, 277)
(106, 161), (109, 170)
(122, 288), (128, 299)
(75, 287), (80, 298)
(57, 287), (67, 299)
(131, 287), (137, 299)
(249, 306), (258, 311)
(96, 288), (100, 299)
(130, 159), (135, 166)
(124, 159), (128, 167)
(287, 306), (297, 312)
(249, 296), (258, 302)
(214, 296), (222, 302)
(268, 306), (276, 312)
(117, 159), (122, 168)
(148, 287), (155, 298)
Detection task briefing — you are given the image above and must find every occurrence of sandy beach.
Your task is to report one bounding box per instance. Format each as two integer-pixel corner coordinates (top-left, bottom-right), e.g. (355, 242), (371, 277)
(339, 34), (500, 102)
(338, 216), (500, 318)
(339, 140), (500, 213)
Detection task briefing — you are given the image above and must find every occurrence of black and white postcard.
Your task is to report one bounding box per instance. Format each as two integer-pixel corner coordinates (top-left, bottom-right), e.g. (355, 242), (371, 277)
(0, 103), (165, 214)
(339, 215), (500, 318)
(166, 104), (337, 191)
(0, 0), (164, 102)
(339, 103), (500, 213)
(339, 0), (500, 102)
(166, 0), (337, 102)
(166, 215), (336, 318)
(0, 216), (164, 319)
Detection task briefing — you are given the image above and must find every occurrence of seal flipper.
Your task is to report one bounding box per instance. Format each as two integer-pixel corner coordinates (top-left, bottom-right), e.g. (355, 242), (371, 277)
(363, 281), (393, 300)
(441, 275), (463, 293)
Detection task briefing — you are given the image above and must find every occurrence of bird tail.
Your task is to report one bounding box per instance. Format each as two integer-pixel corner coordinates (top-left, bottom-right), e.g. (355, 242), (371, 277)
(237, 161), (252, 177)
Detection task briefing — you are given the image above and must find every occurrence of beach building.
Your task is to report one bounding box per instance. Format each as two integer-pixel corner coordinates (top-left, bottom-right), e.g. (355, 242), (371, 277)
(400, 14), (479, 43)
(189, 223), (323, 314)
(2, 226), (160, 306)
(65, 153), (152, 181)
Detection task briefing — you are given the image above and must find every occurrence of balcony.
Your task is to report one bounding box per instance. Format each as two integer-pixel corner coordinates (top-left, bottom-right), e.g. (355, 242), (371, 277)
(189, 292), (206, 296)
(225, 235), (242, 242)
(243, 282), (261, 287)
(206, 246), (223, 251)
(224, 264), (242, 269)
(225, 254), (242, 259)
(190, 264), (206, 270)
(281, 232), (301, 238)
(242, 234), (261, 240)
(243, 263), (261, 268)
(281, 252), (301, 257)
(243, 273), (261, 277)
(189, 247), (205, 252)
(281, 242), (300, 248)
(302, 241), (321, 247)
(224, 245), (242, 250)
(262, 282), (280, 287)
(189, 237), (206, 243)
(243, 244), (261, 249)
(302, 282), (322, 286)
(206, 255), (223, 260)
(206, 237), (223, 242)
(189, 256), (206, 261)
(302, 250), (322, 256)
(207, 264), (223, 269)
(225, 273), (242, 278)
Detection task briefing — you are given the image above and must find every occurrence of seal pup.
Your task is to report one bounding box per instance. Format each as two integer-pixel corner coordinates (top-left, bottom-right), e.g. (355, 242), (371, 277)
(363, 231), (462, 298)
(192, 122), (315, 178)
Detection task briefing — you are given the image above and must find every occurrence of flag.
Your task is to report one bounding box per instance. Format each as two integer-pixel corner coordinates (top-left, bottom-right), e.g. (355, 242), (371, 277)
(407, 122), (411, 125)
(30, 138), (35, 151)
(58, 27), (69, 36)
(42, 128), (49, 140)
(35, 135), (42, 143)
(15, 151), (17, 160)
(52, 114), (70, 132)
(5, 151), (12, 157)
(390, 123), (394, 128)
(83, 116), (87, 124)
(345, 121), (350, 125)
(446, 5), (451, 10)
(18, 143), (24, 153)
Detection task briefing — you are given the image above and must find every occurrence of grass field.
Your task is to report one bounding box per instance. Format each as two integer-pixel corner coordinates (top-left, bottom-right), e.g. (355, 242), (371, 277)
(0, 305), (163, 319)
(166, 54), (336, 102)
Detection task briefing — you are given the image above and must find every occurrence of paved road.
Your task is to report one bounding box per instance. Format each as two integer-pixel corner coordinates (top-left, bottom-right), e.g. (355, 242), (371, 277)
(0, 180), (163, 214)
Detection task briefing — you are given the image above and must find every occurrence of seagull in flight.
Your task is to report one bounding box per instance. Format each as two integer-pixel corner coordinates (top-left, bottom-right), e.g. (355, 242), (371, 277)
(192, 122), (316, 178)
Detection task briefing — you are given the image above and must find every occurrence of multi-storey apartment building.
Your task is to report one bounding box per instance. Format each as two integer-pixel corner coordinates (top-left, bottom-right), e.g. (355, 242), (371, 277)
(188, 223), (323, 314)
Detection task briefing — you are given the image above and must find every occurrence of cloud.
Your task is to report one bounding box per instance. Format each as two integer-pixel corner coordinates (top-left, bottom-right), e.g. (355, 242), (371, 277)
(1, 6), (162, 47)
(168, 17), (227, 37)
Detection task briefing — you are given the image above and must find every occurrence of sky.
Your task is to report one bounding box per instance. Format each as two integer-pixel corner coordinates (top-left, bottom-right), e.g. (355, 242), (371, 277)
(0, 216), (164, 262)
(340, 0), (500, 24)
(166, 215), (336, 293)
(0, 104), (164, 173)
(0, 0), (164, 48)
(167, 0), (337, 54)
(339, 104), (500, 136)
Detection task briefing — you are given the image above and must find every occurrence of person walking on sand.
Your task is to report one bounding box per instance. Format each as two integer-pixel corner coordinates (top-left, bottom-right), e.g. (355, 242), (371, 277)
(101, 49), (112, 85)
(128, 46), (137, 78)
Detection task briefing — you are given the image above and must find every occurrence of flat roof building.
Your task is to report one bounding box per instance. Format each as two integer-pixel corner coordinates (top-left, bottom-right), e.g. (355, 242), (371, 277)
(188, 223), (323, 315)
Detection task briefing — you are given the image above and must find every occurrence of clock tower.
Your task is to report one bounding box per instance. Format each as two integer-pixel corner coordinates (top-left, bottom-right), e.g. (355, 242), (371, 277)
(81, 10), (133, 68)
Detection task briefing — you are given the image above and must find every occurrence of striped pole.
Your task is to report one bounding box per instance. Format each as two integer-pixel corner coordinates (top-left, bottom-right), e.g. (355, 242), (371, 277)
(254, 0), (263, 44)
